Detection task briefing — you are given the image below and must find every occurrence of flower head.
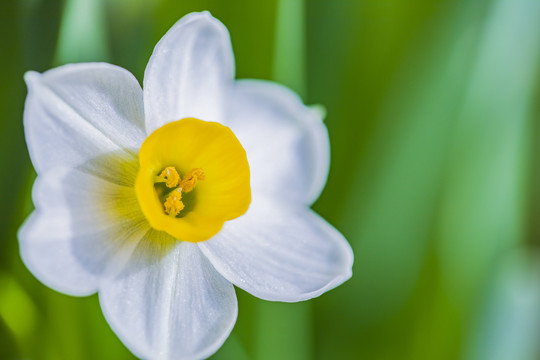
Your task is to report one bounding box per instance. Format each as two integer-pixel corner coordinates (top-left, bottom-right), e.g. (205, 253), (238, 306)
(19, 11), (353, 360)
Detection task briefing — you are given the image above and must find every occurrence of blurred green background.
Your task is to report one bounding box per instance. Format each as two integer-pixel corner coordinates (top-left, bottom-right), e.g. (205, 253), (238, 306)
(2, 0), (540, 359)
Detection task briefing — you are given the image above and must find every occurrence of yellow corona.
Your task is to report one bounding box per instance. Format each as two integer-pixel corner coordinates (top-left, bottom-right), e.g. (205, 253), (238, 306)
(135, 118), (251, 242)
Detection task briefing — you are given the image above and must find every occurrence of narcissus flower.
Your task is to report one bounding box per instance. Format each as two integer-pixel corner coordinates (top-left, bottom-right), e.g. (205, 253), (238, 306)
(19, 11), (353, 360)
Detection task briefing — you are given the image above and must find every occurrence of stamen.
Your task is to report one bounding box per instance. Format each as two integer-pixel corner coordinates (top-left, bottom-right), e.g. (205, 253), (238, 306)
(156, 167), (205, 216)
(158, 166), (180, 188)
(178, 168), (205, 193)
(163, 190), (184, 217)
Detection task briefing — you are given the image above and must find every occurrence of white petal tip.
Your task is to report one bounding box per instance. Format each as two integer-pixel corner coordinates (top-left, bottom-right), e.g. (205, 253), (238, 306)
(180, 10), (225, 30)
(296, 260), (354, 302)
(24, 71), (41, 86)
(309, 104), (327, 122)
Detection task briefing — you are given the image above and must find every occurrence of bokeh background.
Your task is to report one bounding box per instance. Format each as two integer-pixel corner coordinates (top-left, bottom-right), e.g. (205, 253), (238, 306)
(2, 0), (540, 359)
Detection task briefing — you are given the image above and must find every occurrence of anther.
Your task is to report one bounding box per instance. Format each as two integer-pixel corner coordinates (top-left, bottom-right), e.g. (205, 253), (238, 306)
(163, 190), (184, 217)
(178, 168), (205, 193)
(158, 166), (180, 188)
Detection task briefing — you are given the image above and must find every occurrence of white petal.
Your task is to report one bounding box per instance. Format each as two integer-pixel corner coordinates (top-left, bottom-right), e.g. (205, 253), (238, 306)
(226, 79), (330, 205)
(24, 63), (146, 173)
(19, 166), (148, 296)
(199, 199), (353, 302)
(143, 12), (234, 133)
(100, 240), (237, 360)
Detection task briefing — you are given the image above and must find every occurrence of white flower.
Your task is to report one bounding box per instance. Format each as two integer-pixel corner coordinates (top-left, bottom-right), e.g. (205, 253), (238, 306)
(19, 11), (353, 360)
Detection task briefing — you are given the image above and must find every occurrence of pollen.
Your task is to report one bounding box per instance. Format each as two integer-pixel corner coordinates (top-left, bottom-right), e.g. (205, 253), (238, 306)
(163, 190), (185, 217)
(157, 166), (205, 217)
(158, 166), (181, 188)
(178, 168), (205, 193)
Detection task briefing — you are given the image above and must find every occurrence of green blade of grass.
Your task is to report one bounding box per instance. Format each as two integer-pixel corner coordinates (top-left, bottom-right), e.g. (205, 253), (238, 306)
(254, 1), (313, 360)
(436, 0), (540, 309)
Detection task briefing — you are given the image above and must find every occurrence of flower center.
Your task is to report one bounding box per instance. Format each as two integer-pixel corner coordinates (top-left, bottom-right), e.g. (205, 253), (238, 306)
(135, 118), (251, 243)
(155, 167), (205, 217)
